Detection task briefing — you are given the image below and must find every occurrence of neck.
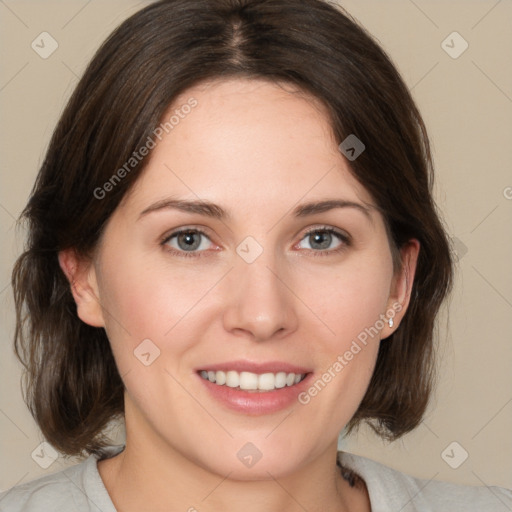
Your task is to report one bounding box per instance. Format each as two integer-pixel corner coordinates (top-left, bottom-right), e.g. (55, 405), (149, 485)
(97, 402), (370, 512)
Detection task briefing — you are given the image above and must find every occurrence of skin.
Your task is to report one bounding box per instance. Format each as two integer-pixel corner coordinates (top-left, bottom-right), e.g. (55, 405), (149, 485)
(60, 77), (419, 512)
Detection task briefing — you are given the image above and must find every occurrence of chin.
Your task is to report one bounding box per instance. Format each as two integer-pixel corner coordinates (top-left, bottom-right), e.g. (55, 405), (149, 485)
(197, 446), (305, 482)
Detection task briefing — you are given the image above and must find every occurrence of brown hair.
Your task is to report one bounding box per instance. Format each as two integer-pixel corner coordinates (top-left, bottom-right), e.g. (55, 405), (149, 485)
(12, 0), (453, 460)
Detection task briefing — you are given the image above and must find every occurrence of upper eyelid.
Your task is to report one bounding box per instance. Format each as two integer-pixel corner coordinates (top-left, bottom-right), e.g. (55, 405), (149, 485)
(302, 225), (350, 238)
(161, 224), (214, 242)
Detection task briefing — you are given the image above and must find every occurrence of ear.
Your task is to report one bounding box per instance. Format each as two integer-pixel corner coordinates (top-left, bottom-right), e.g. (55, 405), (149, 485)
(382, 239), (420, 338)
(58, 248), (105, 328)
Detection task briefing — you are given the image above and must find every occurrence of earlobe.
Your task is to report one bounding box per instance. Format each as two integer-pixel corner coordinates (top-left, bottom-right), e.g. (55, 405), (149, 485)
(58, 249), (105, 328)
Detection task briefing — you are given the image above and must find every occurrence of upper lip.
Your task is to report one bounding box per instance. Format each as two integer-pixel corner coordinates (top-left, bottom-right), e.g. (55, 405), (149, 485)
(195, 360), (312, 374)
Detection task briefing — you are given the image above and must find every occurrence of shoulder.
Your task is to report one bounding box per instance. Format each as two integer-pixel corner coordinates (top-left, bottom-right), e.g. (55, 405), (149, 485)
(0, 459), (93, 512)
(338, 451), (512, 512)
(0, 445), (124, 512)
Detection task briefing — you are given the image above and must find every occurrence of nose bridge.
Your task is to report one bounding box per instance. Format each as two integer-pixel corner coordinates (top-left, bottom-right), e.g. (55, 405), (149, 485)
(222, 243), (297, 340)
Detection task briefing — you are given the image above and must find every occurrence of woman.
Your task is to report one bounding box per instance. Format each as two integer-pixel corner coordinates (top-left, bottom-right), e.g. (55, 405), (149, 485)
(2, 0), (510, 510)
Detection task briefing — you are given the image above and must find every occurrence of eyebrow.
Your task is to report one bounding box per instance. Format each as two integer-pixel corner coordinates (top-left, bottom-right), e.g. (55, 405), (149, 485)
(293, 199), (375, 222)
(139, 198), (226, 220)
(138, 198), (375, 223)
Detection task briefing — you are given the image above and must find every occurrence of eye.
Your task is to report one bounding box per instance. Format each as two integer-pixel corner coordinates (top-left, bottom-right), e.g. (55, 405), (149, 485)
(161, 226), (351, 258)
(161, 228), (214, 257)
(296, 226), (350, 255)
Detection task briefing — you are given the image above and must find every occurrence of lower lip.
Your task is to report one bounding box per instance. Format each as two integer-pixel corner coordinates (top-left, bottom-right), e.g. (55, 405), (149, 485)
(197, 373), (313, 415)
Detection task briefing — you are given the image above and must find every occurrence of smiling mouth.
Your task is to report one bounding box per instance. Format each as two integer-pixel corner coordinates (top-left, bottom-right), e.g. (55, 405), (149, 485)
(199, 370), (308, 392)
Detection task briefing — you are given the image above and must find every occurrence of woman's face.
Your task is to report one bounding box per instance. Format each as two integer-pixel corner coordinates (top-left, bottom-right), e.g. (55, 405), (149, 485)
(72, 77), (417, 479)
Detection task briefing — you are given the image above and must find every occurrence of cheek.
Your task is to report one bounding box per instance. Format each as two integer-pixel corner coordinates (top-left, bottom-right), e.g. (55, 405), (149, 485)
(302, 256), (393, 350)
(95, 254), (196, 360)
(95, 246), (229, 376)
(292, 255), (391, 413)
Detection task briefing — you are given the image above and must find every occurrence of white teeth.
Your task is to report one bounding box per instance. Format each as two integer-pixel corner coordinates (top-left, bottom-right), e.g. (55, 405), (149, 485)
(215, 370), (226, 385)
(239, 371), (259, 390)
(274, 372), (286, 389)
(258, 372), (275, 391)
(226, 370), (239, 388)
(199, 370), (306, 391)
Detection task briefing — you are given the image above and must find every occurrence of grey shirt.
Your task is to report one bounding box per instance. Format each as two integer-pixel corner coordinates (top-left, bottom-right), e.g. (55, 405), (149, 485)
(1, 444), (510, 511)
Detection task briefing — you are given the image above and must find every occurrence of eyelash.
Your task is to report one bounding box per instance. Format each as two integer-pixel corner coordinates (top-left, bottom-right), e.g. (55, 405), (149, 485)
(299, 226), (351, 256)
(160, 225), (351, 259)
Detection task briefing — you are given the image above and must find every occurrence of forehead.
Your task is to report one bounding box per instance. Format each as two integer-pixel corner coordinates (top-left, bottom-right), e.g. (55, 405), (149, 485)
(121, 77), (375, 215)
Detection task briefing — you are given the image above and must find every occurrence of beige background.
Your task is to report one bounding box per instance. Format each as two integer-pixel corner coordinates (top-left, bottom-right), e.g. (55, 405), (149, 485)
(1, 0), (511, 495)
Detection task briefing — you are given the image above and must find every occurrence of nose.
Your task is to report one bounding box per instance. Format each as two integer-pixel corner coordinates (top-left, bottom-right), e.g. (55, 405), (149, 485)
(222, 251), (299, 342)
